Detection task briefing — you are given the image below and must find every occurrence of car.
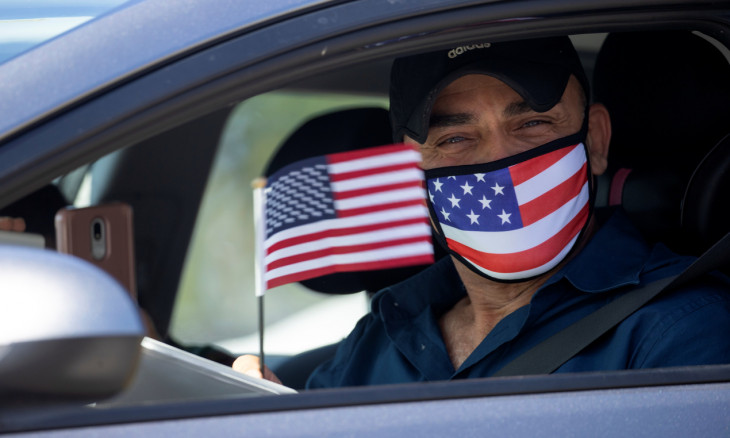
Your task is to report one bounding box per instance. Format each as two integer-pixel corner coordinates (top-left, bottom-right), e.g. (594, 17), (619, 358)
(1, 0), (730, 436)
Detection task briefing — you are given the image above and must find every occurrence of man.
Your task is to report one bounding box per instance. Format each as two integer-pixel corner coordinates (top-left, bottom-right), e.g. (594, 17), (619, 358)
(235, 36), (730, 387)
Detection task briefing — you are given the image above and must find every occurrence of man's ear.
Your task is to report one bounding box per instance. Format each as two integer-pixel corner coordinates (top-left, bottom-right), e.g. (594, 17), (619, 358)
(586, 103), (611, 176)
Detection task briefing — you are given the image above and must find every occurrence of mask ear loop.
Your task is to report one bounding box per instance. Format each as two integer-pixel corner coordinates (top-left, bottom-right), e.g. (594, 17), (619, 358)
(581, 105), (596, 227)
(561, 105), (596, 271)
(546, 105), (595, 272)
(581, 106), (596, 200)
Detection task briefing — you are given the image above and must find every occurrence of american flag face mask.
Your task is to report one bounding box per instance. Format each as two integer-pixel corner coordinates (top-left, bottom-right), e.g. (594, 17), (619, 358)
(424, 130), (593, 282)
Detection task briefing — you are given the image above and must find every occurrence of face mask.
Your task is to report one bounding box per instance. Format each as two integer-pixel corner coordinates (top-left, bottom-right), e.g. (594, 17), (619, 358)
(424, 130), (592, 282)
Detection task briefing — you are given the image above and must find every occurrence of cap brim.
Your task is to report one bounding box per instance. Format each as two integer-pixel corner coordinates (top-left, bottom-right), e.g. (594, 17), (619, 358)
(404, 60), (571, 144)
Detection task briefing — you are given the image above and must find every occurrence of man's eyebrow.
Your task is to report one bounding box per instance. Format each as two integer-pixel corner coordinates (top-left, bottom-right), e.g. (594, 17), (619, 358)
(502, 100), (534, 117)
(428, 113), (475, 129)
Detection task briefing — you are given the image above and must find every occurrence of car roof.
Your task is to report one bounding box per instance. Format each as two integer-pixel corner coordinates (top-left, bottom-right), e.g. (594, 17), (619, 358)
(1, 0), (693, 147)
(0, 0), (329, 142)
(0, 0), (129, 64)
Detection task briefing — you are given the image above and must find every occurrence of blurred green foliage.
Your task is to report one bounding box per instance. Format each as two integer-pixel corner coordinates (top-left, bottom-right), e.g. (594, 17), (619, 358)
(170, 91), (387, 345)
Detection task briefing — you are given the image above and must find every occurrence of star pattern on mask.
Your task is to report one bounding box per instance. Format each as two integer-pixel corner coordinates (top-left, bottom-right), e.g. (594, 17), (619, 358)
(466, 209), (480, 225)
(491, 182), (505, 196)
(478, 195), (492, 210)
(497, 209), (512, 224)
(427, 168), (523, 232)
(440, 207), (451, 221)
(447, 193), (461, 208)
(460, 181), (474, 195)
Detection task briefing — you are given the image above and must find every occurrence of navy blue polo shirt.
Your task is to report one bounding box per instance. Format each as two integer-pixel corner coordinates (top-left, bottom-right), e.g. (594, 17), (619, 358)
(306, 211), (730, 388)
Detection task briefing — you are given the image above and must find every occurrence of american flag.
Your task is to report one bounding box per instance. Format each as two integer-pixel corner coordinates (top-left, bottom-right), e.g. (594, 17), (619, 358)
(427, 143), (590, 280)
(262, 143), (434, 290)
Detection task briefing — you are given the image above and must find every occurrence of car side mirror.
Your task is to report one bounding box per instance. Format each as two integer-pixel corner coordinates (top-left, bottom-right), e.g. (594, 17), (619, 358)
(0, 245), (145, 404)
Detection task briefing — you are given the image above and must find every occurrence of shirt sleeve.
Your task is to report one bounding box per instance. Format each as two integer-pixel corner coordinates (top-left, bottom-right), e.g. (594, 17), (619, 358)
(305, 312), (375, 389)
(633, 286), (730, 368)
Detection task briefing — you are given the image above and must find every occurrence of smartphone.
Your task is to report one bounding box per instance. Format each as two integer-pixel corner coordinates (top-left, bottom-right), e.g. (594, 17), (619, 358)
(55, 202), (137, 298)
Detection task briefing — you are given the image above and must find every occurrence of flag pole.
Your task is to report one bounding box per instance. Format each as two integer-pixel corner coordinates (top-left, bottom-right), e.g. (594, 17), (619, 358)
(251, 177), (267, 378)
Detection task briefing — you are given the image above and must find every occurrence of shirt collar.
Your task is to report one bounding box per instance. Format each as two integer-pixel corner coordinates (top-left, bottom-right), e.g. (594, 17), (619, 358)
(552, 208), (651, 293)
(372, 256), (464, 321)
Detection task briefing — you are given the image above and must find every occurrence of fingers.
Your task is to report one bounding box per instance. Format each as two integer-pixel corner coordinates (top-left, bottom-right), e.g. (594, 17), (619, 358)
(0, 217), (26, 232)
(262, 365), (283, 385)
(233, 354), (263, 378)
(232, 354), (283, 385)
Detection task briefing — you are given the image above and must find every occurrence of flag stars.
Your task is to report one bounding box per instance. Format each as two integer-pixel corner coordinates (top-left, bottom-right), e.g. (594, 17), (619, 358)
(460, 181), (474, 195)
(440, 207), (451, 221)
(498, 209), (512, 224)
(477, 195), (492, 210)
(466, 209), (480, 225)
(474, 173), (486, 182)
(491, 182), (505, 196)
(447, 193), (461, 208)
(432, 179), (444, 192)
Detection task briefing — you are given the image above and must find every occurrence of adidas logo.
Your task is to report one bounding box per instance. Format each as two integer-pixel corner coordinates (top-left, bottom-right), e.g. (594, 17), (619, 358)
(447, 43), (492, 59)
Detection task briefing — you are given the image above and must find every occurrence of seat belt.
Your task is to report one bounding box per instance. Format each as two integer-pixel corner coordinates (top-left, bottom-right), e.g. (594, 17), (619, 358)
(493, 231), (730, 377)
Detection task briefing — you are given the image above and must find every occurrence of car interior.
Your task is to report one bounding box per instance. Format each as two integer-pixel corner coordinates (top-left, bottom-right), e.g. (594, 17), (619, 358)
(2, 26), (729, 396)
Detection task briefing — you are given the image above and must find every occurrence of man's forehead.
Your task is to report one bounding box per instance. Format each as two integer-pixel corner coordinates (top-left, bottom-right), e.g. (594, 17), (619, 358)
(429, 92), (537, 127)
(428, 101), (536, 127)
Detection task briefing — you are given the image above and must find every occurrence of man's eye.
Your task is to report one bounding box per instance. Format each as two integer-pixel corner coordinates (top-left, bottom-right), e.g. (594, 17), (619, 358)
(522, 120), (547, 128)
(442, 136), (466, 145)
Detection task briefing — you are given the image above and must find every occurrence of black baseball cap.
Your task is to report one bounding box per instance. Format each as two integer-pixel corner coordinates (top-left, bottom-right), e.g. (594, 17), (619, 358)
(389, 37), (589, 143)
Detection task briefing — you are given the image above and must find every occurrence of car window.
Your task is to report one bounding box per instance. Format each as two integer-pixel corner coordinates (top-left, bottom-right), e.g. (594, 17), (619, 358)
(0, 0), (129, 64)
(170, 91), (389, 356)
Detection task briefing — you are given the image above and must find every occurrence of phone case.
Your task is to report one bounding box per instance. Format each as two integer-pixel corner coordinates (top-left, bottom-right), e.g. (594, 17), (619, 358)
(55, 202), (137, 298)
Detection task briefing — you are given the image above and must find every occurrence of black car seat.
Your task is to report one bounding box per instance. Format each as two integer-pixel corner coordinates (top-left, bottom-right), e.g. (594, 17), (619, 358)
(264, 107), (444, 388)
(592, 30), (730, 255)
(682, 134), (730, 254)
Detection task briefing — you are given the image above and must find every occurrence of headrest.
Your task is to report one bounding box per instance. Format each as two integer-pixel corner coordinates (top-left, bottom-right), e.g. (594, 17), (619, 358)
(267, 108), (393, 176)
(594, 31), (730, 253)
(594, 31), (730, 180)
(265, 107), (442, 294)
(605, 167), (684, 247)
(606, 135), (730, 254)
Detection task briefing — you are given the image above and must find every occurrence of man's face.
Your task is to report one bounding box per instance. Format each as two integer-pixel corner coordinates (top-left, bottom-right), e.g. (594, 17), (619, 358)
(406, 74), (588, 170)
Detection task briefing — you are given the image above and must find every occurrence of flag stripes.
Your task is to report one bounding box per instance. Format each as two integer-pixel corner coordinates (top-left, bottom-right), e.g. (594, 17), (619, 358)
(263, 144), (433, 290)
